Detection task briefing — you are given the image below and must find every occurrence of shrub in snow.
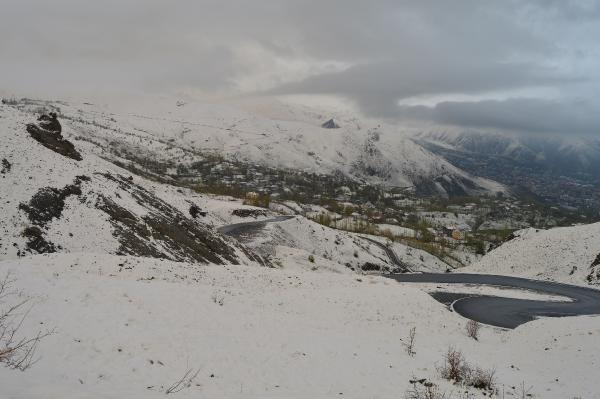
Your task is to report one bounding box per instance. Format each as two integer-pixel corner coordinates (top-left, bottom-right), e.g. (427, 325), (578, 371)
(439, 347), (469, 382)
(465, 320), (480, 340)
(402, 326), (416, 356)
(438, 347), (496, 392)
(469, 367), (496, 391)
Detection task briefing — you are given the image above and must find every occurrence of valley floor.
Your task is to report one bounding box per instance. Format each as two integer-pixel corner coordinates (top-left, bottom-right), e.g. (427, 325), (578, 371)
(1, 253), (599, 399)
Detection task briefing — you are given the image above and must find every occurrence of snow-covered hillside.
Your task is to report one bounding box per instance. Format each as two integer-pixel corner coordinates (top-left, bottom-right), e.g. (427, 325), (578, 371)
(467, 223), (600, 286)
(243, 216), (449, 273)
(0, 99), (452, 274)
(2, 253), (600, 399)
(0, 102), (263, 266)
(6, 97), (504, 197)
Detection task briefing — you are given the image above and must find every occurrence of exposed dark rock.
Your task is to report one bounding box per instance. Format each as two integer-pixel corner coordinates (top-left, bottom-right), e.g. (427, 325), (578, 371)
(37, 112), (62, 134)
(360, 262), (381, 271)
(21, 226), (57, 254)
(587, 269), (600, 284)
(588, 253), (600, 285)
(1, 158), (11, 174)
(95, 195), (167, 260)
(232, 208), (268, 218)
(19, 177), (88, 227)
(321, 118), (340, 129)
(95, 173), (242, 265)
(351, 132), (393, 180)
(189, 204), (207, 218)
(26, 114), (82, 161)
(502, 232), (518, 243)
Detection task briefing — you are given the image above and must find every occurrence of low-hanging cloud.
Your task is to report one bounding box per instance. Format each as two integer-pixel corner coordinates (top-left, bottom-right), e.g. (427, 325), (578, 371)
(0, 0), (598, 136)
(397, 98), (600, 136)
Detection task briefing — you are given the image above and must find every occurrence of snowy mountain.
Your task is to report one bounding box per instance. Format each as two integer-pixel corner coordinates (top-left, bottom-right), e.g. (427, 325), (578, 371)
(417, 131), (600, 178)
(0, 99), (450, 274)
(415, 130), (600, 209)
(4, 97), (504, 198)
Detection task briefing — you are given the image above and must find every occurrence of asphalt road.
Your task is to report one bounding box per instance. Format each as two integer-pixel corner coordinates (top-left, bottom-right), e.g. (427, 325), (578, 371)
(388, 273), (600, 328)
(218, 216), (409, 271)
(360, 236), (411, 272)
(217, 215), (295, 237)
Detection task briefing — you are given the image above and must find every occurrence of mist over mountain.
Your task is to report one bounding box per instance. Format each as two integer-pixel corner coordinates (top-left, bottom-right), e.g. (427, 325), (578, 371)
(415, 130), (600, 210)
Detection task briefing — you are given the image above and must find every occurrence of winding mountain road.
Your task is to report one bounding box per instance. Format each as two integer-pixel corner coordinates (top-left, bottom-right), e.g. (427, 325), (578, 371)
(218, 215), (409, 271)
(388, 273), (600, 328)
(217, 218), (600, 329)
(360, 236), (411, 272)
(217, 215), (295, 238)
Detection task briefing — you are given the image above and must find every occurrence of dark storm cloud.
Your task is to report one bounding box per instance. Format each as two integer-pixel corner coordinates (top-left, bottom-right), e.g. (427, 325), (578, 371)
(271, 60), (579, 117)
(397, 98), (600, 136)
(1, 1), (598, 135)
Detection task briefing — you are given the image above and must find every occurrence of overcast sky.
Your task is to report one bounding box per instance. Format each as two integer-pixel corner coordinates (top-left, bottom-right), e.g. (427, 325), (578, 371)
(1, 1), (599, 135)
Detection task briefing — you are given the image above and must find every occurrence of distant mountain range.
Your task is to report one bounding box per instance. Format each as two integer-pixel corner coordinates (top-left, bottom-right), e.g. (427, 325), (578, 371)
(415, 131), (600, 210)
(4, 97), (504, 199)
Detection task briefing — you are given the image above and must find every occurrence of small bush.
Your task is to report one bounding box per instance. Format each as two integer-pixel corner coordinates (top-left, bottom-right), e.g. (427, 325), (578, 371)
(438, 347), (496, 391)
(465, 320), (480, 340)
(470, 367), (496, 390)
(308, 255), (315, 263)
(439, 347), (469, 382)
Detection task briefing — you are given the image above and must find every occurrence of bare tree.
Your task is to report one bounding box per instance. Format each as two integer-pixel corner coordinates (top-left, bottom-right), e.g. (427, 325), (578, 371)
(0, 273), (52, 371)
(402, 326), (417, 356)
(466, 320), (480, 340)
(165, 368), (201, 394)
(515, 381), (534, 399)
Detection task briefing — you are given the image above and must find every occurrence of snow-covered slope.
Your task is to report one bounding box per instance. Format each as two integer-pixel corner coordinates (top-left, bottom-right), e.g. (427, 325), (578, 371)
(260, 217), (449, 273)
(1, 100), (451, 273)
(2, 253), (599, 399)
(467, 223), (600, 286)
(0, 102), (262, 265)
(7, 97), (504, 197)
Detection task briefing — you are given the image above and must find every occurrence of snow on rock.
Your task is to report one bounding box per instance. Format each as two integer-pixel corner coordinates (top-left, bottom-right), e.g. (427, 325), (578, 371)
(466, 223), (600, 286)
(0, 103), (260, 266)
(321, 118), (340, 129)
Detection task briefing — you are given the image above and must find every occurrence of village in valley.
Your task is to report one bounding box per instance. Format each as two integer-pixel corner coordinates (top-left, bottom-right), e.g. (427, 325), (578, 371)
(105, 144), (597, 269)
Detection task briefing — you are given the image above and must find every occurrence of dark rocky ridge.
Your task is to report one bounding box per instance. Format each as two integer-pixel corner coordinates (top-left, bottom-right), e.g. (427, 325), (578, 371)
(19, 176), (89, 227)
(26, 113), (82, 161)
(95, 173), (263, 265)
(18, 176), (89, 255)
